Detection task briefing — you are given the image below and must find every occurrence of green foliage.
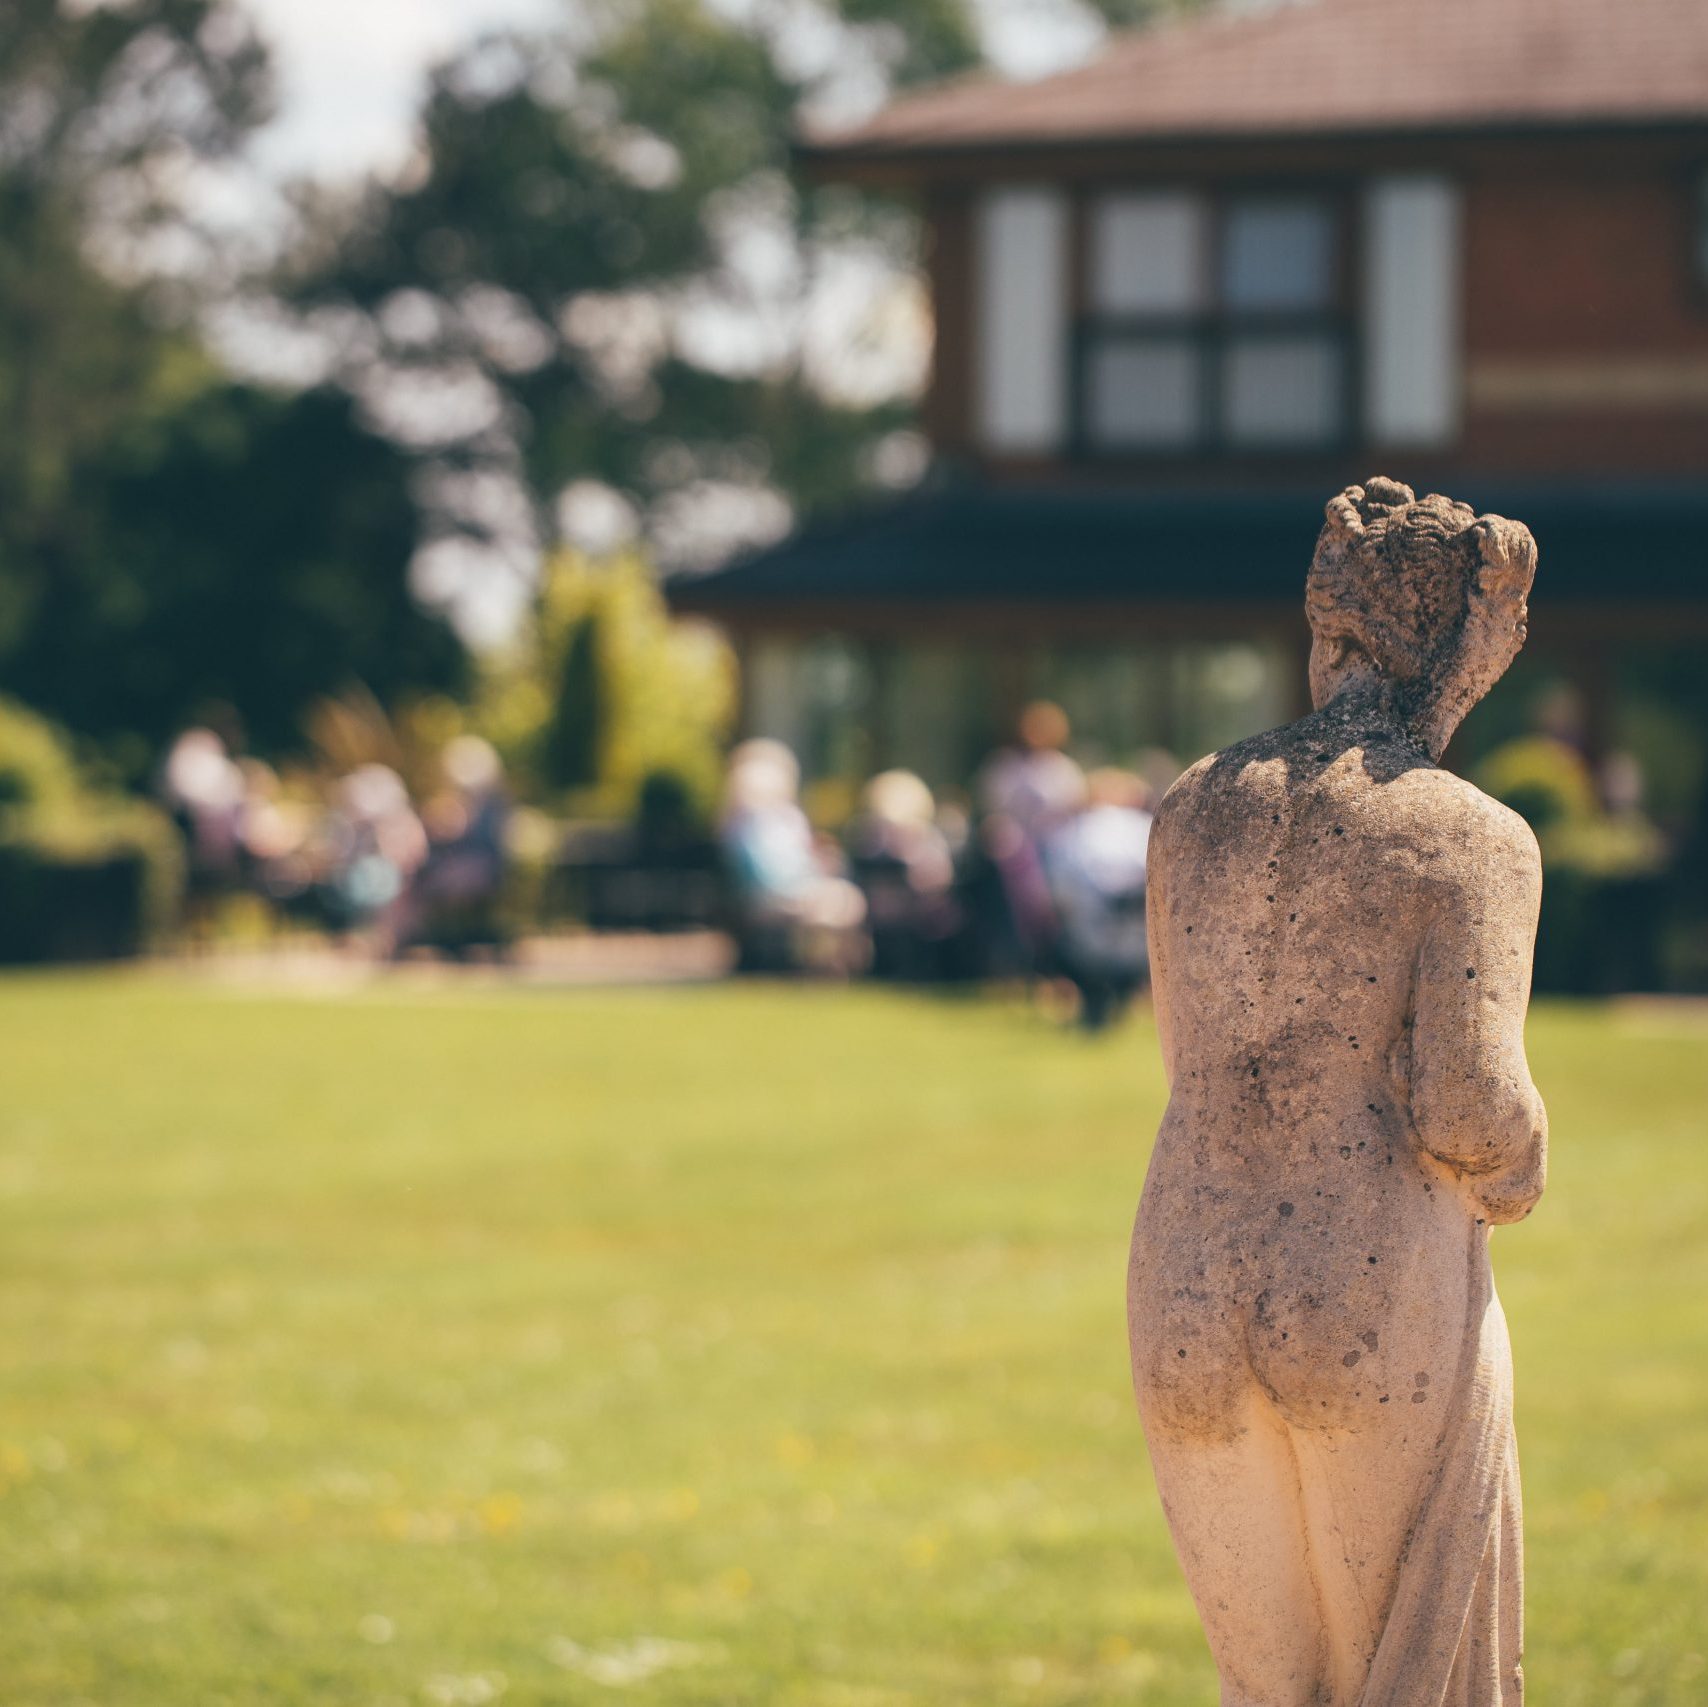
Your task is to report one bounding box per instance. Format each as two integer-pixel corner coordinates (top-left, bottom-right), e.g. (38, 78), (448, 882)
(0, 0), (1217, 776)
(0, 693), (80, 818)
(1079, 0), (1212, 25)
(0, 5), (465, 769)
(0, 1), (270, 207)
(1475, 735), (1666, 878)
(1475, 735), (1601, 834)
(542, 615), (605, 792)
(1476, 735), (1672, 993)
(0, 698), (182, 957)
(826, 0), (982, 87)
(280, 0), (963, 562)
(8, 381), (466, 767)
(0, 0), (272, 668)
(0, 982), (1701, 1702)
(1541, 813), (1670, 882)
(273, 0), (1220, 613)
(484, 551), (736, 820)
(1613, 650), (1708, 831)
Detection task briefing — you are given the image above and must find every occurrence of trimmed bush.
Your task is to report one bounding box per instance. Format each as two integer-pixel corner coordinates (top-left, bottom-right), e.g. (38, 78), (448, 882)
(0, 699), (182, 963)
(1475, 735), (1669, 993)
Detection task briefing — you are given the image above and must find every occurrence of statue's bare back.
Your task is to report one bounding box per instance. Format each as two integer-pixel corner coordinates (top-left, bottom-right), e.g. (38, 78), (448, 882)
(1129, 480), (1546, 1707)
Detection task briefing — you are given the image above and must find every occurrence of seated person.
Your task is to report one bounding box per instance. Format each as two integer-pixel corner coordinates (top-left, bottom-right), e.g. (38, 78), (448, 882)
(847, 770), (960, 981)
(1045, 768), (1154, 1029)
(720, 741), (864, 974)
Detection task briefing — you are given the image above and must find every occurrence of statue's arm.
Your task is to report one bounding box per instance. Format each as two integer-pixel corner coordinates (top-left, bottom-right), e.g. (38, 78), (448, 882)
(1406, 803), (1547, 1224)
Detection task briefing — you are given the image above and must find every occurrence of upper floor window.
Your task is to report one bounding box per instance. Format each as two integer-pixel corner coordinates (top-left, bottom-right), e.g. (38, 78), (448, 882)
(1077, 189), (1351, 455)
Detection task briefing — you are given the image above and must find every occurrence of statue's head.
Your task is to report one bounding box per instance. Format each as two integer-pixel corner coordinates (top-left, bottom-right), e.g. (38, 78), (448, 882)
(1306, 477), (1537, 759)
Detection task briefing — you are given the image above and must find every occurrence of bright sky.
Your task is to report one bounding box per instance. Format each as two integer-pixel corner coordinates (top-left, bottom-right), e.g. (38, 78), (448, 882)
(241, 0), (564, 180)
(238, 0), (1103, 183)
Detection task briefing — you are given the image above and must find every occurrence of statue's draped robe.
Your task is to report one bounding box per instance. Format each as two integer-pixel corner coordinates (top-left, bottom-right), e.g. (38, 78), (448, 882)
(1360, 1234), (1524, 1707)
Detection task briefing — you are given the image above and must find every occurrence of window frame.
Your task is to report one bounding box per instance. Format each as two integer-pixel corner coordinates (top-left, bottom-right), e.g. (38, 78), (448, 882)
(1068, 181), (1361, 462)
(1691, 163), (1708, 302)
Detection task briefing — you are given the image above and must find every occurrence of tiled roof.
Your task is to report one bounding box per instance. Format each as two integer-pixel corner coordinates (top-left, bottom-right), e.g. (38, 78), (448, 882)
(804, 0), (1708, 159)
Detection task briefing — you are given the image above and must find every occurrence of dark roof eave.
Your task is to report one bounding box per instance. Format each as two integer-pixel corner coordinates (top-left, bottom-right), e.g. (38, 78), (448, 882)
(794, 110), (1708, 180)
(665, 480), (1708, 625)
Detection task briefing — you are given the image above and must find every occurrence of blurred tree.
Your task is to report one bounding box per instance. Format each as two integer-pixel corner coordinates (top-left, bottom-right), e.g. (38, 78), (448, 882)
(838, 0), (981, 86)
(280, 0), (1211, 630)
(0, 4), (471, 766)
(13, 382), (466, 767)
(276, 0), (995, 623)
(543, 614), (605, 793)
(0, 0), (270, 654)
(1079, 0), (1214, 24)
(0, 0), (268, 199)
(484, 551), (736, 820)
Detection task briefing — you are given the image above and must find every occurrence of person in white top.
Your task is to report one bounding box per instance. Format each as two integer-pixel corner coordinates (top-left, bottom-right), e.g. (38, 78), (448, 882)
(1045, 767), (1154, 1029)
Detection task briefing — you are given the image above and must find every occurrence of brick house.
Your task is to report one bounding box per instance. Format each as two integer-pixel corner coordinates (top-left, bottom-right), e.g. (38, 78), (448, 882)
(671, 0), (1708, 805)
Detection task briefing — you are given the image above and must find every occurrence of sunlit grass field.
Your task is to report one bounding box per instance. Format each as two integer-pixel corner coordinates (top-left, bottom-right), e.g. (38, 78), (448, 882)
(0, 975), (1703, 1706)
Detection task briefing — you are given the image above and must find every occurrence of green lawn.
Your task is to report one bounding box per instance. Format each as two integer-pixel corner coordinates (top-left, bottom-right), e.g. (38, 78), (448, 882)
(0, 975), (1702, 1706)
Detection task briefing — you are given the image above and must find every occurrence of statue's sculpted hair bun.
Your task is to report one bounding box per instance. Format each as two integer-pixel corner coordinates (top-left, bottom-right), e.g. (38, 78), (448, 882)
(1307, 480), (1483, 683)
(1306, 477), (1537, 756)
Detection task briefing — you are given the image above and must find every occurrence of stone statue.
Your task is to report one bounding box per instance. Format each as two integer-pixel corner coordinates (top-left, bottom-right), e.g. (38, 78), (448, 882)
(1130, 479), (1546, 1707)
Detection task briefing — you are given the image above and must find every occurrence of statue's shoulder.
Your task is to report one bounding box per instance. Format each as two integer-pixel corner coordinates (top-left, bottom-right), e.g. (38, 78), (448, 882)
(1155, 749), (1220, 812)
(1392, 765), (1542, 882)
(1149, 734), (1280, 863)
(1155, 727), (1280, 814)
(1151, 747), (1233, 836)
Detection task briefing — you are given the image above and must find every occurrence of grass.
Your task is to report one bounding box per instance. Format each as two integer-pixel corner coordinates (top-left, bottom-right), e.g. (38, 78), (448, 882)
(0, 974), (1703, 1707)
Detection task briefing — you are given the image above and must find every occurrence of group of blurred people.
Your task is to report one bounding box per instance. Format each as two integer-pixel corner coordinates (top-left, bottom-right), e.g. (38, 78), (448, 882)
(159, 725), (511, 958)
(720, 702), (1168, 1029)
(158, 700), (1163, 1023)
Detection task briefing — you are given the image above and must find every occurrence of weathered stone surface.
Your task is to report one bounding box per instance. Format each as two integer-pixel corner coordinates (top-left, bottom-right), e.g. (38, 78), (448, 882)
(1131, 478), (1545, 1706)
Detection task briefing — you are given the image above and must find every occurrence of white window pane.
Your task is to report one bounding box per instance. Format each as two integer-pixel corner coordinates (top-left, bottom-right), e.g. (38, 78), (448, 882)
(1222, 335), (1342, 445)
(1087, 340), (1201, 448)
(1090, 192), (1206, 313)
(1221, 199), (1336, 311)
(975, 188), (1070, 452)
(1363, 177), (1461, 446)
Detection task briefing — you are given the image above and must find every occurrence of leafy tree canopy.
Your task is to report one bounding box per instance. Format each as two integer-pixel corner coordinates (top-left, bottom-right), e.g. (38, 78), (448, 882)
(0, 0), (269, 215)
(280, 0), (1207, 628)
(0, 4), (471, 766)
(0, 0), (1198, 769)
(13, 382), (466, 768)
(0, 2), (273, 733)
(276, 0), (1047, 624)
(483, 550), (735, 820)
(0, 0), (271, 533)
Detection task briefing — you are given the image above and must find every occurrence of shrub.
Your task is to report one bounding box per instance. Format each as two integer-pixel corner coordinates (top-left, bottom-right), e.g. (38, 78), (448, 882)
(1474, 735), (1599, 833)
(0, 699), (183, 962)
(1475, 734), (1669, 994)
(483, 551), (736, 825)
